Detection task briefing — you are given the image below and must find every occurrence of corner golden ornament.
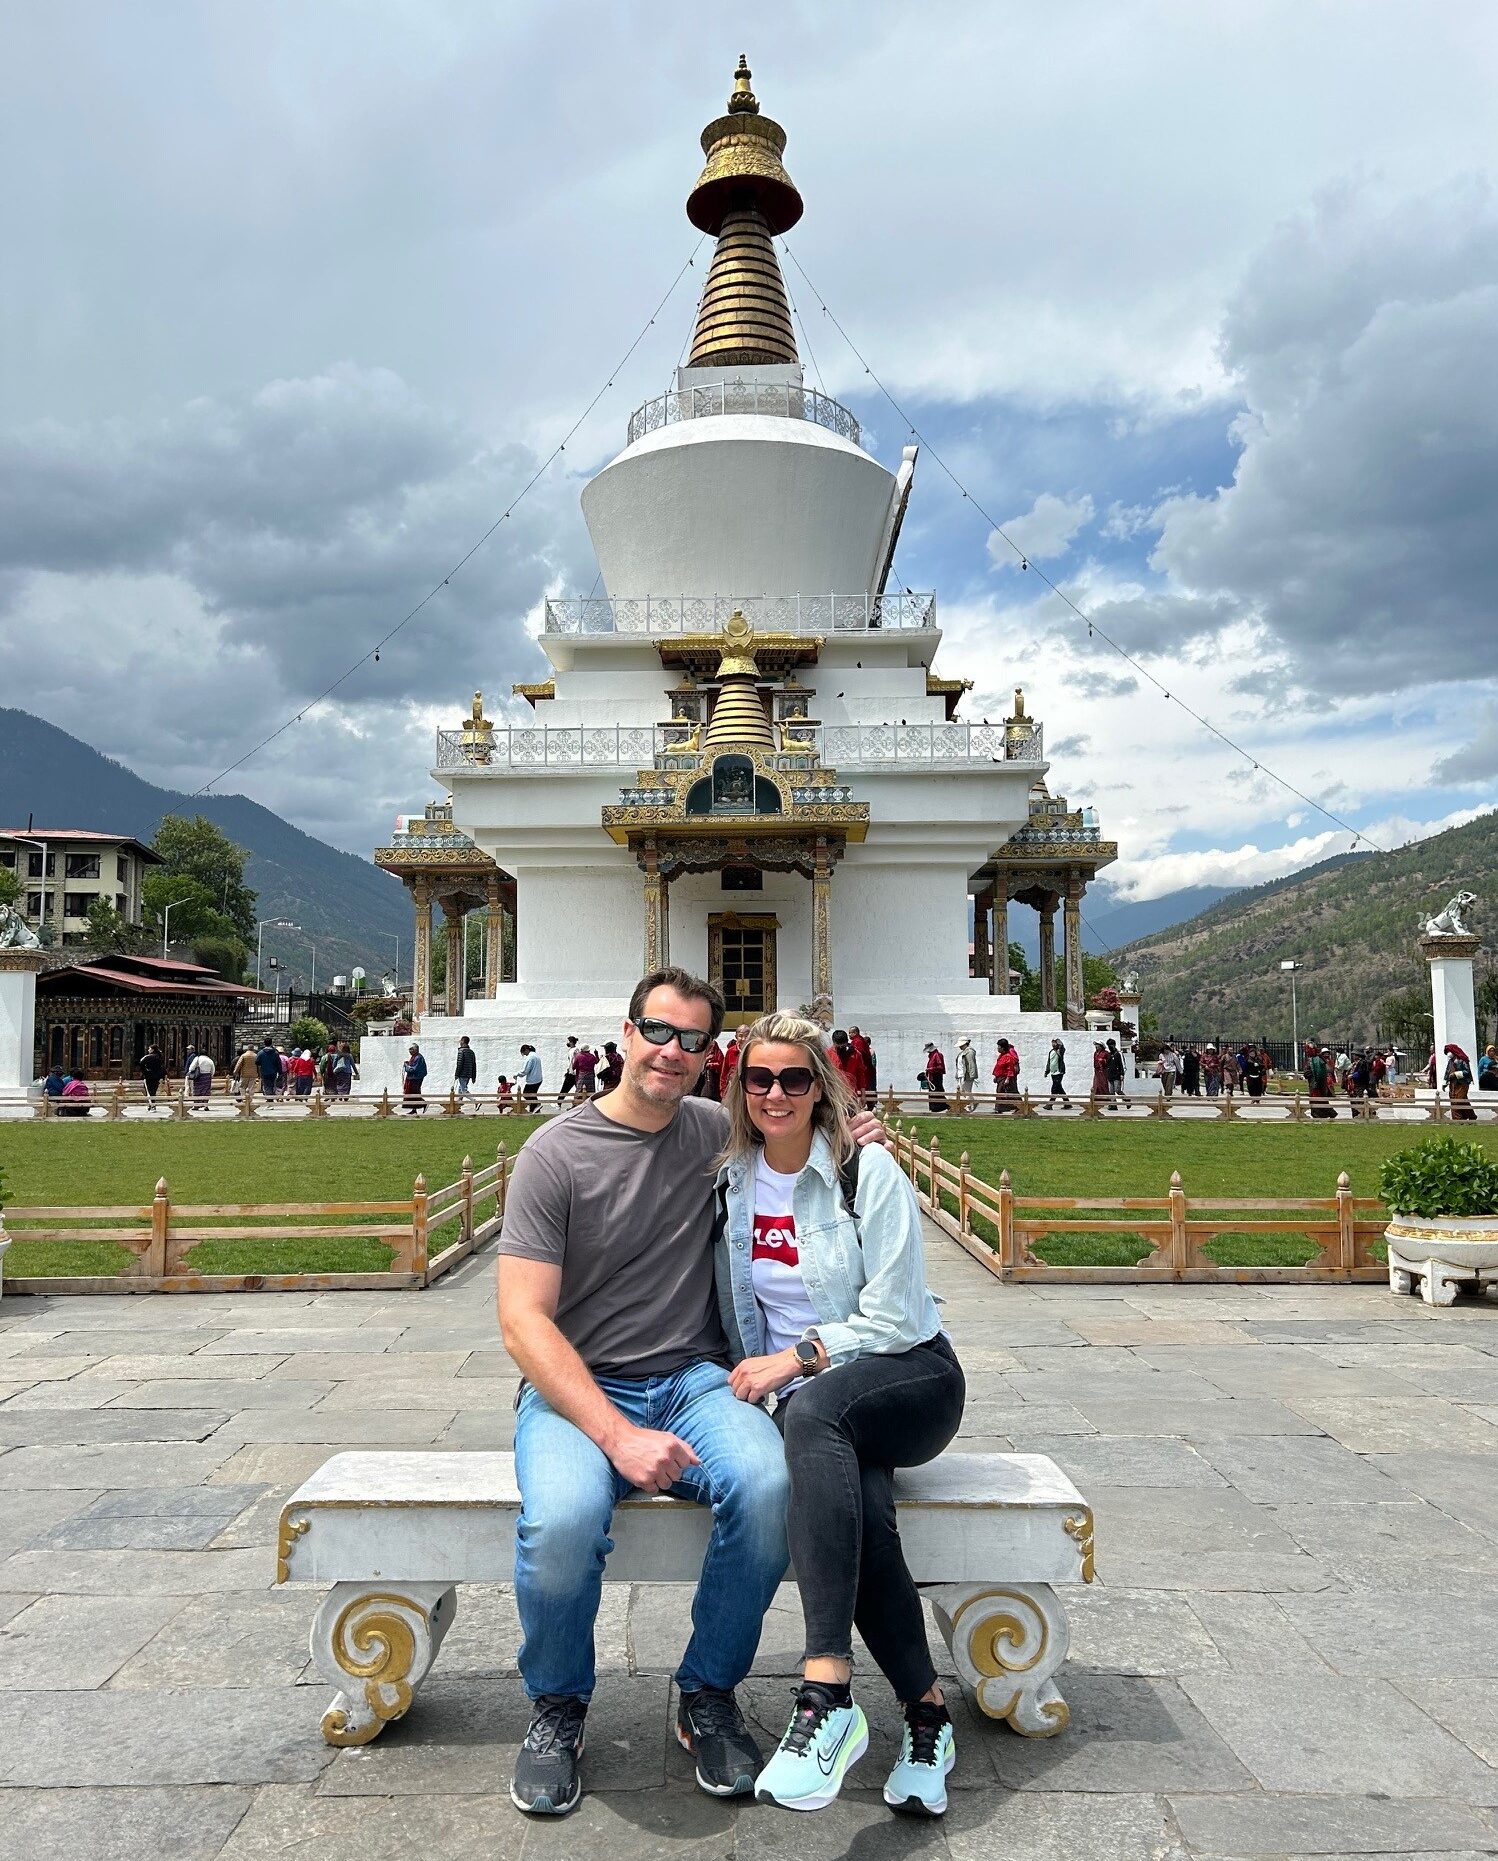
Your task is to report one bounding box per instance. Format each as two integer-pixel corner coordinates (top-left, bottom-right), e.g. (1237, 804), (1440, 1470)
(275, 1512), (309, 1584)
(1064, 1509), (1096, 1581)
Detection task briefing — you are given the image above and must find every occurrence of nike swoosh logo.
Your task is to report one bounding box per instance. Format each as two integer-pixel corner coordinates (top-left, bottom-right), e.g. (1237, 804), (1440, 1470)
(816, 1718), (853, 1776)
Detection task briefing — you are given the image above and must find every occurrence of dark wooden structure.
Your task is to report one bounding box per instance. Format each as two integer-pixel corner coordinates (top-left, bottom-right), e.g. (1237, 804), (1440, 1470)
(33, 954), (261, 1080)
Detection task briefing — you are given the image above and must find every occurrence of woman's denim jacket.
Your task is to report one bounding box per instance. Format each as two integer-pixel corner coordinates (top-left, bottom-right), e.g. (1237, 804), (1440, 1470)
(713, 1133), (942, 1368)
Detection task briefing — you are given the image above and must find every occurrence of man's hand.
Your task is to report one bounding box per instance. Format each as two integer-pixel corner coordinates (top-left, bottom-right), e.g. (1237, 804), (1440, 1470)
(849, 1106), (889, 1150)
(606, 1422), (701, 1495)
(729, 1349), (804, 1405)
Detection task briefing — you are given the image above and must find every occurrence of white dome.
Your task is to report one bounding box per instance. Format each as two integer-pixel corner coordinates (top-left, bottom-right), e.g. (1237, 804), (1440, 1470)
(581, 414), (899, 601)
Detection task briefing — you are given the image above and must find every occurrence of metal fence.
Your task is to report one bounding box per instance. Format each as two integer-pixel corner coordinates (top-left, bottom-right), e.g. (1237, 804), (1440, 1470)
(626, 381), (861, 447)
(542, 592), (937, 635)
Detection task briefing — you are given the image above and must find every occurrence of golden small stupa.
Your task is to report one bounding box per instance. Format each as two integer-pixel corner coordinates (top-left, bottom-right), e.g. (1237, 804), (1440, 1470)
(702, 611), (774, 752)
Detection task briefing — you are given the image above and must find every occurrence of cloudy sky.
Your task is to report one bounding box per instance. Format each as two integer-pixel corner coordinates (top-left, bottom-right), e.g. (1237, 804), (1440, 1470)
(3, 1), (1495, 906)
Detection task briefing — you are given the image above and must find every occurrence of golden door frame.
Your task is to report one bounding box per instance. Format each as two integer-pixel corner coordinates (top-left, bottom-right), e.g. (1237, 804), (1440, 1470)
(708, 912), (779, 1028)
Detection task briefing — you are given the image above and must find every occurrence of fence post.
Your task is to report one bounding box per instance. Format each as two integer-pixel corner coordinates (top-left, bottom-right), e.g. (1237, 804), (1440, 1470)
(461, 1155), (474, 1242)
(376, 1087), (393, 1119)
(1168, 1170), (1189, 1276)
(442, 1087), (461, 1118)
(998, 1168), (1015, 1276)
(237, 1086), (258, 1119)
(172, 1082), (190, 1121)
(958, 1151), (971, 1237)
(1336, 1169), (1356, 1273)
(928, 1134), (942, 1213)
(146, 1176), (170, 1279)
(108, 1080), (125, 1121)
(496, 1143), (509, 1217)
(882, 1086), (899, 1122)
(907, 1125), (920, 1188)
(409, 1173), (429, 1279)
(308, 1088), (328, 1120)
(1290, 1092), (1307, 1122)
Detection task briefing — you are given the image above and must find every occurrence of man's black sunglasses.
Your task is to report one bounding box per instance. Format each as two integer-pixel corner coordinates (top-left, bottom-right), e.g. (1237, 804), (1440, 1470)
(742, 1064), (816, 1097)
(634, 1016), (715, 1055)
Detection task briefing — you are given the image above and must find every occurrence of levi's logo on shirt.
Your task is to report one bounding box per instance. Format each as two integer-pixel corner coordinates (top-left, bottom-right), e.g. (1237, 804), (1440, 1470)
(752, 1213), (799, 1266)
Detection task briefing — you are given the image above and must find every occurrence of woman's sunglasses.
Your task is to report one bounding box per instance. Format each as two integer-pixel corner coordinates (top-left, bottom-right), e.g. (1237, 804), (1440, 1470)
(634, 1016), (715, 1055)
(741, 1065), (816, 1097)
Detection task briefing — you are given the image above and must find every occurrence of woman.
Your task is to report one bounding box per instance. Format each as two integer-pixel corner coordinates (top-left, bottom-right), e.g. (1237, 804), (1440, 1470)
(1444, 1043), (1476, 1120)
(1045, 1037), (1069, 1107)
(715, 1014), (965, 1818)
(1090, 1041), (1110, 1100)
(1202, 1045), (1222, 1097)
(1477, 1045), (1498, 1093)
(992, 1036), (1019, 1110)
(138, 1044), (166, 1110)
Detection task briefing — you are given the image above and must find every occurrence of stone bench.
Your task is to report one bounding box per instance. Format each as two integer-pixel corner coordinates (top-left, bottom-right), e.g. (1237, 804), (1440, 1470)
(277, 1448), (1094, 1749)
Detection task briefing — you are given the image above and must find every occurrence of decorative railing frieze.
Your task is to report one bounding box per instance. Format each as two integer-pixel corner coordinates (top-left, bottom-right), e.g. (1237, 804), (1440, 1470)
(542, 592), (937, 636)
(627, 381), (860, 447)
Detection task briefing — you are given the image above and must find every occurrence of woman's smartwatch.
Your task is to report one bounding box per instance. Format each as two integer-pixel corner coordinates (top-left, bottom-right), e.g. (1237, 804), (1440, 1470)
(793, 1338), (822, 1375)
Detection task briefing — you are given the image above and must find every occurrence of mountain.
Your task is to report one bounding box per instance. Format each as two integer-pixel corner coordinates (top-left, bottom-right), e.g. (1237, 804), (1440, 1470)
(0, 709), (410, 985)
(1078, 883), (1240, 956)
(1112, 811), (1498, 1042)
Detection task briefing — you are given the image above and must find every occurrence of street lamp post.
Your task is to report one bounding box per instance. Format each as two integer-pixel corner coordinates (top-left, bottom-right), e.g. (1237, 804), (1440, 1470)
(9, 834), (50, 936)
(161, 896), (186, 957)
(255, 917), (295, 988)
(1280, 960), (1304, 1058)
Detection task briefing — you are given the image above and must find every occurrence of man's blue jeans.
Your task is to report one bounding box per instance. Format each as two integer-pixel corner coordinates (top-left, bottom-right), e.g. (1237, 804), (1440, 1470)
(513, 1360), (790, 1701)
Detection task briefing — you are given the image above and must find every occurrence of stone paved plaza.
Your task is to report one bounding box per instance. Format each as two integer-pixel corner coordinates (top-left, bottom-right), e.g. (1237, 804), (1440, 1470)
(1, 1227), (1497, 1858)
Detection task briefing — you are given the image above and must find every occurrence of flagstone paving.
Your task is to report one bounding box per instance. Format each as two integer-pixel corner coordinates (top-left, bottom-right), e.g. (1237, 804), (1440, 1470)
(1, 1232), (1496, 1857)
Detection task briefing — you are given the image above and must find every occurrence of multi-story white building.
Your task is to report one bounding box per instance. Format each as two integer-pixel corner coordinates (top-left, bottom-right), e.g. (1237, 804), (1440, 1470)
(0, 830), (161, 947)
(366, 59), (1114, 1094)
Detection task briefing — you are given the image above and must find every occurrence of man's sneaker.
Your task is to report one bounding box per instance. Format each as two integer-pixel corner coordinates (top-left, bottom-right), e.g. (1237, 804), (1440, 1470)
(675, 1686), (762, 1796)
(510, 1694), (587, 1816)
(754, 1682), (868, 1812)
(883, 1700), (955, 1817)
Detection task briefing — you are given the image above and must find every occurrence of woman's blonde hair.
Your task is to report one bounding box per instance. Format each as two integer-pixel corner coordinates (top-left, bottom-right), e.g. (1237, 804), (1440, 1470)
(718, 1012), (855, 1168)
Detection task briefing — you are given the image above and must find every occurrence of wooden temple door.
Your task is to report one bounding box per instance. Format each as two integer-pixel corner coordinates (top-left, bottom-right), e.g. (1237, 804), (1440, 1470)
(708, 913), (778, 1028)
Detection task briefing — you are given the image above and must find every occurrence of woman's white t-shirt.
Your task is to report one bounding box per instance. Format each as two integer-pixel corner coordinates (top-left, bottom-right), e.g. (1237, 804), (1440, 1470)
(751, 1153), (821, 1372)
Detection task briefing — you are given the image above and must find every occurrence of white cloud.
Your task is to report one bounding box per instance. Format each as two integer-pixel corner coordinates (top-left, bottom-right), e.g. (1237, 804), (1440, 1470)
(988, 493), (1095, 569)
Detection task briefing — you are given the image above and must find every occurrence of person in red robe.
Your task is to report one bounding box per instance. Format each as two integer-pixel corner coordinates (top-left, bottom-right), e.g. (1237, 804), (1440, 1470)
(829, 1028), (866, 1101)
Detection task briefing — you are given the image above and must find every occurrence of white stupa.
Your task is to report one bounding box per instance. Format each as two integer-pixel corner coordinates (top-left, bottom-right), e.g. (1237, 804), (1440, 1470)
(366, 58), (1116, 1095)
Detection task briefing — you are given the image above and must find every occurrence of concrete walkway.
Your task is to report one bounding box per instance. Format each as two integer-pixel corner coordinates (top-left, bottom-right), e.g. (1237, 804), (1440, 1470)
(1, 1226), (1496, 1857)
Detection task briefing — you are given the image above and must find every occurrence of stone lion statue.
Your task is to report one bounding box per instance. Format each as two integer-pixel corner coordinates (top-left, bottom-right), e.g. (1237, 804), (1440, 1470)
(0, 901), (41, 949)
(1422, 890), (1477, 937)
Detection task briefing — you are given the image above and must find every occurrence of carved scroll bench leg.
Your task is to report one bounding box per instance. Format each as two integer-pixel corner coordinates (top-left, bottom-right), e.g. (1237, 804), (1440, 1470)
(1387, 1248), (1415, 1296)
(310, 1581), (456, 1747)
(925, 1581), (1071, 1736)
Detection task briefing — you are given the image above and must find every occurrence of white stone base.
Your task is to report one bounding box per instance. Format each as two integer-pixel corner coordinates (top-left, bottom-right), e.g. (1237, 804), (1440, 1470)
(359, 992), (1072, 1102)
(0, 954), (44, 1091)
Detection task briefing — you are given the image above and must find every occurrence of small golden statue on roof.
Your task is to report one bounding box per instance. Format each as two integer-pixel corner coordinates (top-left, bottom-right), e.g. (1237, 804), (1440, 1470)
(458, 690), (496, 764)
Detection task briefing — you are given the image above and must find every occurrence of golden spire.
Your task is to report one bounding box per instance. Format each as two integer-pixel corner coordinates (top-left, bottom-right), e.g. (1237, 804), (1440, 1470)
(703, 611), (775, 751)
(686, 57), (802, 369)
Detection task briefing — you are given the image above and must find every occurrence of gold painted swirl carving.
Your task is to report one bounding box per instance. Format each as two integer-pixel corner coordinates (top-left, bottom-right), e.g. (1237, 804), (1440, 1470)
(1064, 1510), (1096, 1582)
(953, 1589), (1049, 1678)
(321, 1593), (426, 1748)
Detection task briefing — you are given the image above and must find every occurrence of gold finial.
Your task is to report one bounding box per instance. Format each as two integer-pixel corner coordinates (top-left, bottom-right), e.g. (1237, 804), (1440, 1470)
(458, 690), (495, 762)
(728, 53), (757, 114)
(714, 610), (762, 680)
(1011, 687), (1028, 720)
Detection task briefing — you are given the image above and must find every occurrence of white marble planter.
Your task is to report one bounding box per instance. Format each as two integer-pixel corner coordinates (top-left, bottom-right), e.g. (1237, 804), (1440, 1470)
(1386, 1213), (1498, 1307)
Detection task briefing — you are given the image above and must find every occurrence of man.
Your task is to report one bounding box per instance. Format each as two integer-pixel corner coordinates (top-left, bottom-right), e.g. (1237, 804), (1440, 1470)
(1045, 1036), (1069, 1107)
(1105, 1037), (1126, 1105)
(559, 1035), (580, 1104)
(572, 1039), (597, 1100)
(453, 1034), (478, 1100)
(955, 1037), (977, 1099)
(848, 1026), (875, 1103)
(498, 967), (884, 1818)
(254, 1037), (280, 1100)
(596, 1040), (622, 1093)
(232, 1045), (257, 1100)
(829, 1028), (864, 1100)
(517, 1043), (543, 1108)
(922, 1040), (947, 1112)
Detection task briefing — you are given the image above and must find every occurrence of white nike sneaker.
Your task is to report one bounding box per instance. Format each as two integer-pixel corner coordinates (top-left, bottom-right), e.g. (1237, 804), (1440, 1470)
(753, 1682), (868, 1812)
(883, 1701), (955, 1816)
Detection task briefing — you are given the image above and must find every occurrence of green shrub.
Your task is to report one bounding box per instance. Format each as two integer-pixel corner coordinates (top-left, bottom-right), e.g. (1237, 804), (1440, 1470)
(1379, 1137), (1498, 1218)
(286, 1015), (330, 1053)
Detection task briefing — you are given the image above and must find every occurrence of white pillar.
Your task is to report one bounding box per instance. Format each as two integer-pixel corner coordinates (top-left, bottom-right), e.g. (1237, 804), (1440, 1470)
(0, 950), (46, 1089)
(1421, 935), (1479, 1071)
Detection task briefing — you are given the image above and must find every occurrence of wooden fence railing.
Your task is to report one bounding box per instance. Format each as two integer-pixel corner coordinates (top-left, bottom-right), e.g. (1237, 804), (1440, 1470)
(0, 1146), (512, 1296)
(891, 1123), (1390, 1285)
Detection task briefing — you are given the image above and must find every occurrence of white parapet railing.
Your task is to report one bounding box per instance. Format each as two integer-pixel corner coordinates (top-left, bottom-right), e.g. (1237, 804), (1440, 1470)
(626, 381), (861, 447)
(435, 718), (1044, 772)
(542, 592), (937, 635)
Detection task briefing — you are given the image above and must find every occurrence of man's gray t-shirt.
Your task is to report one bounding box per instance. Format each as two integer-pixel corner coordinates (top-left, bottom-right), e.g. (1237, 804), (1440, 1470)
(497, 1096), (729, 1379)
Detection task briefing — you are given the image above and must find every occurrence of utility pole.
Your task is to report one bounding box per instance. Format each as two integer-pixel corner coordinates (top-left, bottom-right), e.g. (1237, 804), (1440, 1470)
(1280, 960), (1304, 1058)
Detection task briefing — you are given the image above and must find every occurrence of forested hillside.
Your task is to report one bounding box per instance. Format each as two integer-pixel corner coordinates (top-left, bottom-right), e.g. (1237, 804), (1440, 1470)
(1115, 811), (1498, 1044)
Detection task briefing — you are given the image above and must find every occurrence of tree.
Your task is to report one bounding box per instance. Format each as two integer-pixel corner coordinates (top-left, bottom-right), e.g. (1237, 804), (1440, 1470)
(84, 897), (145, 955)
(0, 865), (20, 909)
(192, 934), (248, 983)
(151, 815), (257, 943)
(286, 1014), (329, 1053)
(429, 914), (486, 995)
(142, 872), (245, 950)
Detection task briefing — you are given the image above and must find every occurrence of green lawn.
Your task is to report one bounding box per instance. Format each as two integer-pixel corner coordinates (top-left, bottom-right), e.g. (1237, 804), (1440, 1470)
(2, 1113), (1494, 1277)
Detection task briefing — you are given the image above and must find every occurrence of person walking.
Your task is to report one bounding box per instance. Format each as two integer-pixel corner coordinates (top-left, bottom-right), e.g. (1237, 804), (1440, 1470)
(1105, 1037), (1126, 1106)
(1090, 1041), (1110, 1101)
(188, 1047), (216, 1105)
(596, 1041), (623, 1094)
(253, 1038), (280, 1101)
(716, 1013), (965, 1817)
(829, 1029), (865, 1103)
(955, 1038), (977, 1103)
(1181, 1048), (1200, 1097)
(139, 1044), (166, 1110)
(1444, 1043), (1476, 1119)
(231, 1045), (257, 1100)
(1306, 1045), (1337, 1119)
(1201, 1045), (1221, 1098)
(454, 1034), (478, 1102)
(290, 1048), (315, 1097)
(1155, 1043), (1178, 1098)
(849, 1027), (876, 1105)
(922, 1042), (948, 1113)
(1220, 1049), (1238, 1098)
(573, 1041), (597, 1100)
(991, 1037), (1020, 1110)
(517, 1043), (544, 1109)
(559, 1036), (580, 1105)
(401, 1043), (428, 1114)
(1045, 1037), (1069, 1107)
(331, 1041), (358, 1097)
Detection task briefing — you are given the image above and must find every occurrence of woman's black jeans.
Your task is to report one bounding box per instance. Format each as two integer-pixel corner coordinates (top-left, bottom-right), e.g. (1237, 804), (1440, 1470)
(775, 1331), (965, 1703)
